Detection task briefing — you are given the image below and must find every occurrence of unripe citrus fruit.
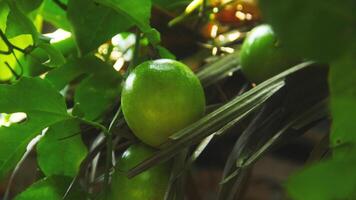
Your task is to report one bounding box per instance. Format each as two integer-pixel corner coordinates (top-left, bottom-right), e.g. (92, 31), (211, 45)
(121, 59), (206, 147)
(109, 144), (171, 200)
(240, 24), (299, 83)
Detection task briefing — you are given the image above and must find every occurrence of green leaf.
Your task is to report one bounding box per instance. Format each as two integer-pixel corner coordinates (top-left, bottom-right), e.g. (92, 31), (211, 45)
(96, 0), (157, 44)
(37, 42), (66, 68)
(45, 55), (111, 90)
(156, 45), (176, 59)
(37, 119), (87, 177)
(259, 0), (356, 62)
(287, 155), (356, 200)
(74, 69), (122, 121)
(144, 28), (161, 45)
(0, 77), (70, 179)
(67, 0), (133, 56)
(153, 0), (190, 10)
(45, 55), (122, 121)
(16, 0), (43, 14)
(14, 176), (84, 200)
(41, 0), (71, 30)
(5, 0), (38, 41)
(0, 1), (10, 31)
(329, 52), (356, 157)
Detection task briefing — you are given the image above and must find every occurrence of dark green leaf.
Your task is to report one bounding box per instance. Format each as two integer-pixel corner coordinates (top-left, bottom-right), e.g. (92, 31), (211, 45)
(0, 77), (70, 179)
(287, 155), (356, 200)
(96, 0), (157, 44)
(157, 45), (176, 60)
(73, 69), (122, 121)
(67, 0), (133, 56)
(16, 0), (43, 14)
(153, 0), (190, 10)
(259, 0), (356, 62)
(40, 0), (71, 30)
(37, 42), (66, 68)
(37, 119), (87, 177)
(329, 52), (356, 157)
(14, 176), (84, 200)
(45, 56), (107, 90)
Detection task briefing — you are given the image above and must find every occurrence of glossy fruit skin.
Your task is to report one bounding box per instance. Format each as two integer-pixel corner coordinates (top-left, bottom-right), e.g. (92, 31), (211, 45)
(109, 144), (171, 200)
(121, 59), (206, 147)
(240, 24), (299, 83)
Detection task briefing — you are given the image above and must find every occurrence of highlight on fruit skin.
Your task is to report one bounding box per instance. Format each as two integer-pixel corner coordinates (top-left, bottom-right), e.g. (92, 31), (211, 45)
(121, 59), (206, 147)
(239, 24), (299, 83)
(109, 144), (171, 200)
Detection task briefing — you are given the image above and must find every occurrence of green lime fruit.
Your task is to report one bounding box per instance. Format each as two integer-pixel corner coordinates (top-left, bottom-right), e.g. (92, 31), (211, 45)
(109, 144), (171, 200)
(121, 59), (206, 147)
(240, 24), (299, 83)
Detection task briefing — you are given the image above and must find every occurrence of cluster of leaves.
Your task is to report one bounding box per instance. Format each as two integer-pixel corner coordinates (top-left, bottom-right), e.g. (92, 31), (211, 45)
(259, 0), (356, 199)
(0, 0), (355, 200)
(0, 0), (175, 199)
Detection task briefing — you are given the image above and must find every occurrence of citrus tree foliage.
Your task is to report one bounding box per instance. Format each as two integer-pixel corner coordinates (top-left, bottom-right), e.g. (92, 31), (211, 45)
(0, 0), (153, 198)
(0, 0), (355, 199)
(260, 0), (356, 199)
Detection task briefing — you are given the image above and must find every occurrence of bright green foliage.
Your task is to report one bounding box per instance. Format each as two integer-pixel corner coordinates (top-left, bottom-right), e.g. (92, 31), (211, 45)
(121, 59), (206, 147)
(0, 34), (33, 81)
(37, 119), (87, 177)
(110, 144), (171, 200)
(0, 1), (10, 31)
(5, 1), (38, 41)
(0, 77), (70, 179)
(14, 176), (84, 200)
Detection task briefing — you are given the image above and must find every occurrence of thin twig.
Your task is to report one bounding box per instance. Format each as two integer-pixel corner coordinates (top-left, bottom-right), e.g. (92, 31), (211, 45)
(4, 62), (20, 79)
(0, 30), (27, 54)
(103, 107), (121, 199)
